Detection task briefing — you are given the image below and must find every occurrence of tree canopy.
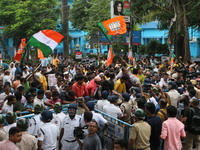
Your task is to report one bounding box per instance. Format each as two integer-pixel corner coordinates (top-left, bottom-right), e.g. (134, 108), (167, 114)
(0, 0), (60, 41)
(69, 0), (110, 35)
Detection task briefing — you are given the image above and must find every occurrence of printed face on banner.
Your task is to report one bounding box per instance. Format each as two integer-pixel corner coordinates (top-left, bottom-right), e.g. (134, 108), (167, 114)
(112, 0), (131, 22)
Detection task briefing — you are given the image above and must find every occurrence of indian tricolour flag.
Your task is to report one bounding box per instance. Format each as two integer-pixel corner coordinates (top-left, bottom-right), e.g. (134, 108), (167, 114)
(27, 30), (64, 57)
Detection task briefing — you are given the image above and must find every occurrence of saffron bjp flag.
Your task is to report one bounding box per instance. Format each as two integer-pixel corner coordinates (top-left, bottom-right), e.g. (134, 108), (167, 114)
(106, 47), (114, 67)
(98, 16), (127, 40)
(128, 49), (134, 61)
(26, 30), (64, 57)
(14, 38), (26, 62)
(38, 49), (45, 59)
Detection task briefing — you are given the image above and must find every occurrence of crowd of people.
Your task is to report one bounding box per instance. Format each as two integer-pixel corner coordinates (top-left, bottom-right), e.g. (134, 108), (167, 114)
(0, 54), (199, 150)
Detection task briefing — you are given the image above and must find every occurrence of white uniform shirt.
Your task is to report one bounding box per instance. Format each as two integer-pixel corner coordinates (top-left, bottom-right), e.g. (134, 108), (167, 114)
(33, 97), (44, 107)
(3, 123), (16, 133)
(37, 122), (59, 150)
(95, 100), (110, 111)
(167, 89), (181, 108)
(2, 100), (13, 113)
(61, 115), (81, 142)
(103, 103), (123, 118)
(28, 114), (44, 136)
(80, 111), (107, 128)
(52, 112), (66, 130)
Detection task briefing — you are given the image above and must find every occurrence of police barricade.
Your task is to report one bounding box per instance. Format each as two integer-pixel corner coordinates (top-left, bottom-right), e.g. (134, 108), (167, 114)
(95, 109), (132, 150)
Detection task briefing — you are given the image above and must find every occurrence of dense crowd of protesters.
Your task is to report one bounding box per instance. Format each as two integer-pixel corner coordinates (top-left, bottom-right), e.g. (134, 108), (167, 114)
(0, 53), (199, 150)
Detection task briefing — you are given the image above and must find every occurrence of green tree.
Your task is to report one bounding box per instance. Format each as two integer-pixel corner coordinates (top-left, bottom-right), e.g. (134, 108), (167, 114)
(70, 0), (110, 34)
(132, 0), (200, 62)
(0, 0), (60, 58)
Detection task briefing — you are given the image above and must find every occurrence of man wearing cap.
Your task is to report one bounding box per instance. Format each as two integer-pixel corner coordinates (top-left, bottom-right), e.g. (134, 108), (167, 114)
(103, 95), (123, 119)
(95, 90), (110, 111)
(59, 103), (81, 150)
(52, 102), (66, 131)
(86, 76), (102, 98)
(128, 109), (151, 150)
(28, 104), (44, 137)
(167, 81), (181, 107)
(38, 110), (59, 150)
(120, 93), (132, 123)
(16, 118), (37, 150)
(3, 111), (17, 133)
(0, 114), (7, 141)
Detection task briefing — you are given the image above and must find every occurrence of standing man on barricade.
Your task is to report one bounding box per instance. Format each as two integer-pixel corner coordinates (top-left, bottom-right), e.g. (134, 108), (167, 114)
(59, 103), (81, 150)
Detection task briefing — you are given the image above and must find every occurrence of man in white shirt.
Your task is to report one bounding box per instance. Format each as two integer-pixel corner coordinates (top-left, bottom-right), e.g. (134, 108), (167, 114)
(3, 111), (17, 133)
(167, 81), (181, 107)
(103, 95), (123, 118)
(59, 104), (81, 150)
(33, 90), (44, 107)
(158, 73), (169, 88)
(37, 110), (59, 150)
(95, 90), (110, 111)
(2, 95), (16, 113)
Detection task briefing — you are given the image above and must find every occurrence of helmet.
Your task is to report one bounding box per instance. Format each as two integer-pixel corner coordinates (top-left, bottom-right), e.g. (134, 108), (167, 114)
(152, 87), (160, 94)
(34, 104), (43, 114)
(168, 81), (177, 89)
(6, 111), (16, 124)
(122, 93), (130, 101)
(68, 103), (78, 110)
(134, 109), (145, 119)
(17, 118), (28, 129)
(41, 110), (53, 121)
(54, 102), (62, 113)
(0, 114), (5, 124)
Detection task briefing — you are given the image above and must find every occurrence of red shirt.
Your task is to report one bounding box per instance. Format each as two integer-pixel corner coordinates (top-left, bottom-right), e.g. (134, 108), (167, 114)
(46, 98), (62, 105)
(86, 79), (97, 97)
(72, 82), (88, 97)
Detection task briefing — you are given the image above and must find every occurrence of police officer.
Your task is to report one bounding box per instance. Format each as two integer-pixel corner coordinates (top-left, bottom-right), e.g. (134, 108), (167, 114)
(0, 114), (7, 141)
(52, 102), (65, 131)
(16, 118), (37, 150)
(28, 104), (44, 137)
(59, 103), (81, 150)
(3, 111), (16, 133)
(38, 110), (59, 150)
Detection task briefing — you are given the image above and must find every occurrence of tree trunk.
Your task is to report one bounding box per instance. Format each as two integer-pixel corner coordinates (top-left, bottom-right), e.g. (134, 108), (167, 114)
(173, 0), (190, 63)
(0, 37), (10, 59)
(62, 0), (69, 56)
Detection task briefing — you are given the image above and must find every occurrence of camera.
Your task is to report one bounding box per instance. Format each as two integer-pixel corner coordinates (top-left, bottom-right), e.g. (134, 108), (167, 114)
(73, 127), (84, 139)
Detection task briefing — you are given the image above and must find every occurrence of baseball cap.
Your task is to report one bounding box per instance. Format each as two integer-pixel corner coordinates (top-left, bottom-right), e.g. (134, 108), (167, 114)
(122, 93), (130, 101)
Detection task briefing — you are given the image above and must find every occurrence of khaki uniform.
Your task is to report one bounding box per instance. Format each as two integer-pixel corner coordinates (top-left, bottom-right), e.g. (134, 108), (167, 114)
(130, 120), (151, 150)
(0, 128), (7, 141)
(16, 132), (37, 150)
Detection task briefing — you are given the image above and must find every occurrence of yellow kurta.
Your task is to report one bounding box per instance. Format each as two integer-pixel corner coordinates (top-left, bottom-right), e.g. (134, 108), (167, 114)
(114, 79), (126, 93)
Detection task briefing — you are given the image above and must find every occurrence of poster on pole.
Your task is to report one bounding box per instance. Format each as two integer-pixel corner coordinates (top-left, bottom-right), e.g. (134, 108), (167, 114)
(75, 51), (82, 59)
(111, 0), (131, 22)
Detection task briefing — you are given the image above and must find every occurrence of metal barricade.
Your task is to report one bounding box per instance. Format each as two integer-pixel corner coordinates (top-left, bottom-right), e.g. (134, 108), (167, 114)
(95, 109), (132, 149)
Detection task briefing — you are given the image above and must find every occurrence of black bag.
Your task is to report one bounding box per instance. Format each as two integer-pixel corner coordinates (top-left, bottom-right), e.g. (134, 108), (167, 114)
(189, 108), (200, 135)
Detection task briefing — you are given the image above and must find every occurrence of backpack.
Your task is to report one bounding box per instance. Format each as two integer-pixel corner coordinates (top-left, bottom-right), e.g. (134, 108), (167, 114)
(188, 107), (200, 135)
